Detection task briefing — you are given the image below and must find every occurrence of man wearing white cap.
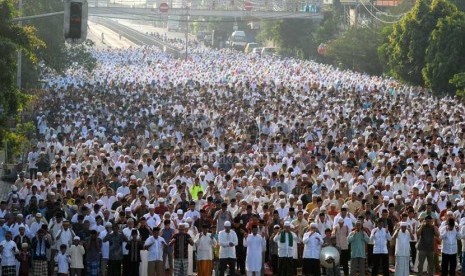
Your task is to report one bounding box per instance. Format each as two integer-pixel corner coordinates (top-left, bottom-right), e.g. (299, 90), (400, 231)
(393, 222), (414, 276)
(99, 222), (112, 276)
(273, 221), (296, 276)
(218, 221), (238, 276)
(144, 204), (161, 229)
(333, 204), (356, 231)
(370, 218), (392, 276)
(169, 223), (194, 276)
(194, 224), (217, 276)
(302, 222), (323, 276)
(244, 225), (266, 276)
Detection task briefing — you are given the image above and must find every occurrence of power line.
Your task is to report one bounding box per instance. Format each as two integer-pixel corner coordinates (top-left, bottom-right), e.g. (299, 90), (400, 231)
(367, 1), (406, 18)
(358, 0), (402, 24)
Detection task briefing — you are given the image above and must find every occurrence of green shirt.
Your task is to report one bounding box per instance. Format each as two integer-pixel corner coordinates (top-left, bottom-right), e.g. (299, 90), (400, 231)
(347, 231), (370, 258)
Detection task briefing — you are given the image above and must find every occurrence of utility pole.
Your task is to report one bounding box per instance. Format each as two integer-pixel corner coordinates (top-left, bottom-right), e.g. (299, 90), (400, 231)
(17, 0), (22, 89)
(184, 6), (189, 61)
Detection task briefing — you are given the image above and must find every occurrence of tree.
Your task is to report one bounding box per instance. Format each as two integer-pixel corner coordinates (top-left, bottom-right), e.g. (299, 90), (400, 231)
(0, 0), (43, 113)
(450, 73), (465, 98)
(258, 18), (317, 59)
(378, 0), (457, 86)
(20, 0), (95, 88)
(449, 0), (465, 11)
(326, 26), (383, 75)
(422, 11), (465, 94)
(0, 0), (43, 152)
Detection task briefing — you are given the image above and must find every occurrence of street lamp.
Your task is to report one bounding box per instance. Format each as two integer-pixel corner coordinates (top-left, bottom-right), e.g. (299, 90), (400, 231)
(184, 6), (189, 60)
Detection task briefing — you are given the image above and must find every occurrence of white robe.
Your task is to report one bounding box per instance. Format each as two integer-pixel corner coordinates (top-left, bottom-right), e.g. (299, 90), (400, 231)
(244, 234), (266, 272)
(395, 231), (411, 276)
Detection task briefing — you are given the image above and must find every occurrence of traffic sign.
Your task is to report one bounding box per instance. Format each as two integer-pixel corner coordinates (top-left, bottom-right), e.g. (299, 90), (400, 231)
(244, 1), (253, 11)
(159, 3), (169, 13)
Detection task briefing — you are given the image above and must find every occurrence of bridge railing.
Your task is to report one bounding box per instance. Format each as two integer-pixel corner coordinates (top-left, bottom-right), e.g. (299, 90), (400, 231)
(105, 0), (323, 12)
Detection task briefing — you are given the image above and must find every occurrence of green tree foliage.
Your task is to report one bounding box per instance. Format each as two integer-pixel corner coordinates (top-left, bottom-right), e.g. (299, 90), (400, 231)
(0, 0), (43, 150)
(326, 26), (383, 75)
(258, 18), (316, 59)
(314, 11), (339, 44)
(422, 11), (465, 94)
(21, 0), (95, 88)
(0, 0), (43, 114)
(450, 73), (465, 98)
(449, 0), (465, 11)
(379, 0), (457, 86)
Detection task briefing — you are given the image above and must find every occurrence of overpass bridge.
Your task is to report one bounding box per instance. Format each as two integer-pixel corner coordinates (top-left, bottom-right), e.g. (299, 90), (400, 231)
(88, 6), (323, 20)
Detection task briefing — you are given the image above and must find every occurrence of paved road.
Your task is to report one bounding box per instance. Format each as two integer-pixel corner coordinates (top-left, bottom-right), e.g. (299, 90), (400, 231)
(116, 19), (193, 41)
(91, 17), (183, 56)
(88, 20), (137, 48)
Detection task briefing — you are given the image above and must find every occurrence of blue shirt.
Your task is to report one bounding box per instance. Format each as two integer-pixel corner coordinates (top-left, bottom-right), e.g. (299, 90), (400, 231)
(0, 225), (10, 242)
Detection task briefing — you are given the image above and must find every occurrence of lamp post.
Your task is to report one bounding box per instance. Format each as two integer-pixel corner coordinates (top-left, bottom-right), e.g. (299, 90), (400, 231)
(184, 6), (189, 61)
(17, 0), (23, 89)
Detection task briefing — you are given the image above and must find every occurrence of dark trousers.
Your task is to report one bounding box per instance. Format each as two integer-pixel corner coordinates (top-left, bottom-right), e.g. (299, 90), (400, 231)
(441, 253), (457, 276)
(371, 253), (389, 276)
(302, 258), (321, 276)
(236, 248), (246, 274)
(128, 261), (139, 276)
(108, 260), (121, 276)
(122, 256), (129, 276)
(367, 244), (373, 267)
(278, 257), (294, 276)
(271, 254), (279, 274)
(340, 249), (349, 275)
(29, 168), (37, 180)
(219, 258), (236, 276)
(410, 242), (417, 266)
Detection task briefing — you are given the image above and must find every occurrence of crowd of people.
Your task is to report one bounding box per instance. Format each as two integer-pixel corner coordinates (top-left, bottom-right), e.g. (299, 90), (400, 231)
(1, 44), (465, 276)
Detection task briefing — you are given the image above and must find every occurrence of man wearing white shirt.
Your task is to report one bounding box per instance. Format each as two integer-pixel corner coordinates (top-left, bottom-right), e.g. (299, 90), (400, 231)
(143, 205), (161, 229)
(302, 223), (323, 276)
(273, 221), (297, 276)
(54, 220), (75, 253)
(218, 221), (238, 276)
(440, 218), (461, 276)
(195, 224), (217, 276)
(393, 222), (414, 276)
(144, 227), (166, 276)
(370, 219), (392, 276)
(0, 231), (19, 276)
(122, 219), (139, 275)
(276, 199), (289, 220)
(116, 179), (130, 197)
(28, 213), (45, 239)
(244, 225), (266, 276)
(333, 204), (356, 231)
(99, 222), (112, 276)
(184, 202), (200, 221)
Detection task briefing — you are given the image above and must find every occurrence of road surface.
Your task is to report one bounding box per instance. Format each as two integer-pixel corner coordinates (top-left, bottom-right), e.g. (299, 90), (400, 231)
(88, 20), (137, 48)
